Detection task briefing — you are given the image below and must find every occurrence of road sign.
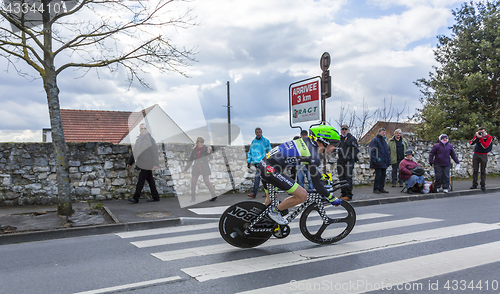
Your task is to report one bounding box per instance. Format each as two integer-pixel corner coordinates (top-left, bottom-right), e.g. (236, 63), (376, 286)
(289, 76), (322, 125)
(320, 52), (330, 71)
(320, 52), (331, 99)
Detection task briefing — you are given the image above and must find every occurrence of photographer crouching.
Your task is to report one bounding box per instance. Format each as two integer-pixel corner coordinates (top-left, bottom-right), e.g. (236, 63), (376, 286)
(470, 127), (493, 191)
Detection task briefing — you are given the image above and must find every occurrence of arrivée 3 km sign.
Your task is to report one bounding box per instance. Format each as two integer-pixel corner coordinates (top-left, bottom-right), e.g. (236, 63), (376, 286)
(289, 76), (322, 125)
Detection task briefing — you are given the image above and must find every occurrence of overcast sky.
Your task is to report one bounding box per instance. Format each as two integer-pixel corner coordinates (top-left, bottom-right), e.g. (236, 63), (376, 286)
(0, 0), (476, 144)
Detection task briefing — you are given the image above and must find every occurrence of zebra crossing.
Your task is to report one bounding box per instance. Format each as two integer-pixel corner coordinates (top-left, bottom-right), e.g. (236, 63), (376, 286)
(115, 207), (500, 293)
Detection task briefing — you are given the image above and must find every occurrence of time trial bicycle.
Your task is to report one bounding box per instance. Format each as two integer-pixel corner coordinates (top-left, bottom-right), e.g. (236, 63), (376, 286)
(219, 180), (356, 248)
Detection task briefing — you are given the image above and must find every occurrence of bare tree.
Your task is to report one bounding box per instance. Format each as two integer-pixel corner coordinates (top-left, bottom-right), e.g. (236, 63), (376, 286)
(331, 96), (409, 141)
(333, 102), (355, 130)
(354, 98), (377, 141)
(0, 0), (196, 215)
(377, 97), (394, 122)
(392, 100), (407, 122)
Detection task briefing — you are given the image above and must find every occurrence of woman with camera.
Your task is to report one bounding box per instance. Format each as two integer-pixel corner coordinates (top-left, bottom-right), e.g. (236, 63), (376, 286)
(399, 150), (425, 194)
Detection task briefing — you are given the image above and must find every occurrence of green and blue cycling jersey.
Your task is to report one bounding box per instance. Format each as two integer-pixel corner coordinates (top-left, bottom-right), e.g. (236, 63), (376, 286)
(259, 136), (330, 197)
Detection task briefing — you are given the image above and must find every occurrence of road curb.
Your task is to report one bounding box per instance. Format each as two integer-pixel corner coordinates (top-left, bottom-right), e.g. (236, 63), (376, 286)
(350, 187), (500, 207)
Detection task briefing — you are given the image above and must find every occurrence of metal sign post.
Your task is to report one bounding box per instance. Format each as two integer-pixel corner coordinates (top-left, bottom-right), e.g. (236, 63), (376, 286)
(287, 52), (332, 174)
(320, 52), (332, 174)
(320, 52), (331, 123)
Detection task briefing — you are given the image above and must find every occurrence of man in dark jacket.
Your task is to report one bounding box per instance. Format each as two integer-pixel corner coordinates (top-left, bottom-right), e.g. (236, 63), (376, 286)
(127, 123), (160, 203)
(337, 124), (359, 200)
(369, 128), (390, 194)
(470, 127), (493, 191)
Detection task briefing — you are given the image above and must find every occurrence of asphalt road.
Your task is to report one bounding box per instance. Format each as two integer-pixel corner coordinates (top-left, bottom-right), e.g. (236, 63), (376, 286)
(1, 193), (499, 294)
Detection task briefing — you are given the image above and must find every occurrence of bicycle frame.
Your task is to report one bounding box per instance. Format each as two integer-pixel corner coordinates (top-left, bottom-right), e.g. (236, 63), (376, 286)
(243, 182), (344, 235)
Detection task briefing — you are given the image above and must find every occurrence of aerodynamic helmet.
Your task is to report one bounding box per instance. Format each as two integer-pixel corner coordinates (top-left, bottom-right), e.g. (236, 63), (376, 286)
(309, 125), (340, 146)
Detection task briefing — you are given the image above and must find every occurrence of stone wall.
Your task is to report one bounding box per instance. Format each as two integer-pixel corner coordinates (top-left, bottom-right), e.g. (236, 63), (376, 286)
(0, 142), (250, 206)
(325, 140), (500, 185)
(0, 141), (498, 206)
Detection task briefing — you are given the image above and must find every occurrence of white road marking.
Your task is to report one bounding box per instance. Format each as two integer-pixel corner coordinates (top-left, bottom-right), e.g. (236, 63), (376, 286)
(73, 276), (182, 294)
(152, 217), (442, 261)
(181, 222), (500, 282)
(129, 213), (390, 248)
(116, 222), (218, 239)
(131, 232), (220, 248)
(188, 206), (230, 215)
(236, 240), (500, 293)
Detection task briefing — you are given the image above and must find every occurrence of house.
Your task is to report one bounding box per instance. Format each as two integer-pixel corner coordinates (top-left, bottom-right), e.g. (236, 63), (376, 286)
(358, 121), (418, 144)
(43, 104), (193, 144)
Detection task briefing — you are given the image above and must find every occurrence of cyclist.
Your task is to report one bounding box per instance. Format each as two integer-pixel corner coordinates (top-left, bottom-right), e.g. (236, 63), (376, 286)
(258, 125), (342, 225)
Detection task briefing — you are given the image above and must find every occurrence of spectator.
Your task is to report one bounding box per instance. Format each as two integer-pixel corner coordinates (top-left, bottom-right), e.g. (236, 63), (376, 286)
(387, 129), (409, 187)
(127, 123), (160, 203)
(470, 127), (493, 191)
(247, 127), (272, 198)
(297, 130), (314, 191)
(369, 128), (391, 194)
(429, 134), (460, 193)
(336, 124), (359, 200)
(399, 150), (425, 194)
(183, 137), (217, 202)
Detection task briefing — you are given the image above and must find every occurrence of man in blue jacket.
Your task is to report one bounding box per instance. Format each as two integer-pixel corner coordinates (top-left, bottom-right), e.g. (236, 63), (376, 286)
(369, 128), (391, 194)
(247, 127), (272, 198)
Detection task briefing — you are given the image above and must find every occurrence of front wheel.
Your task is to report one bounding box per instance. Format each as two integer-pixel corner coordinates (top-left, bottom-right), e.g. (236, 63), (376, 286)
(219, 201), (274, 248)
(299, 200), (356, 244)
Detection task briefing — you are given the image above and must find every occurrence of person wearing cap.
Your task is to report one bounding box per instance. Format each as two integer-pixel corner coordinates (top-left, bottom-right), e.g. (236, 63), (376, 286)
(369, 128), (391, 194)
(429, 134), (460, 193)
(469, 127), (493, 191)
(387, 129), (409, 188)
(399, 149), (425, 194)
(336, 124), (359, 200)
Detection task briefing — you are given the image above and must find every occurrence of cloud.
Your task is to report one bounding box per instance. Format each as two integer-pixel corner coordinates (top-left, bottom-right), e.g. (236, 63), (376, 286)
(0, 129), (41, 142)
(0, 0), (474, 144)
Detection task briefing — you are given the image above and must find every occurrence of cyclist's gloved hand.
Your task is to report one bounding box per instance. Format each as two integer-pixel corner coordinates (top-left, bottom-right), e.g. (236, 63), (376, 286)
(326, 193), (341, 206)
(455, 163), (461, 171)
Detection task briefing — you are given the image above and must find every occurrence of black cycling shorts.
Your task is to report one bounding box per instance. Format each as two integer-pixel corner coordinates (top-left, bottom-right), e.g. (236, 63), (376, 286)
(258, 160), (299, 193)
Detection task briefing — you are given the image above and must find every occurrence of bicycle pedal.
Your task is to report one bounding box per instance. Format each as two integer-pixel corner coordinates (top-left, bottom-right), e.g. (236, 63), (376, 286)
(272, 224), (290, 239)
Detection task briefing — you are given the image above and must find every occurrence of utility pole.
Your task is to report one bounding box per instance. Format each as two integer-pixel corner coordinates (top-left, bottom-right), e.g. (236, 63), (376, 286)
(225, 81), (232, 145)
(222, 81), (235, 190)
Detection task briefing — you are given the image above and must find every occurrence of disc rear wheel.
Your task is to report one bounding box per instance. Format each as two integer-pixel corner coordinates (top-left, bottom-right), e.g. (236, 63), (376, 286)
(219, 201), (274, 248)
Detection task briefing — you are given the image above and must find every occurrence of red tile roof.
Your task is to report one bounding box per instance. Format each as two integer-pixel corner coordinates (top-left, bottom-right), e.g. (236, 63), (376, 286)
(60, 106), (153, 143)
(359, 121), (418, 144)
